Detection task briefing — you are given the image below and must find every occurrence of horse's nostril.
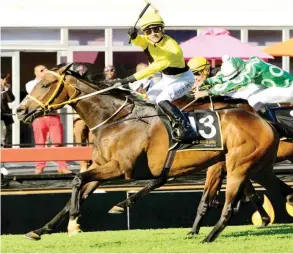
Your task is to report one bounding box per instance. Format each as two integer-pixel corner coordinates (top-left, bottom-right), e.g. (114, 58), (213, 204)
(16, 107), (23, 113)
(16, 107), (27, 114)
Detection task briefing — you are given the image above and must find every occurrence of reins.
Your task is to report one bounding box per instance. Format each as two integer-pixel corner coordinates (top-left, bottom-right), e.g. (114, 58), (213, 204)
(28, 70), (160, 130)
(28, 71), (125, 111)
(29, 69), (220, 131)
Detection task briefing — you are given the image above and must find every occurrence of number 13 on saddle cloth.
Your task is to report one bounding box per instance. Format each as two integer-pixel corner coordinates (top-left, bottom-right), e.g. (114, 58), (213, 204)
(160, 109), (223, 151)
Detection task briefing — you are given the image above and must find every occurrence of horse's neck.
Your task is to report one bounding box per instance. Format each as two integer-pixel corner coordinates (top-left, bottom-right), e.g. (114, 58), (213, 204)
(71, 94), (122, 130)
(71, 92), (156, 130)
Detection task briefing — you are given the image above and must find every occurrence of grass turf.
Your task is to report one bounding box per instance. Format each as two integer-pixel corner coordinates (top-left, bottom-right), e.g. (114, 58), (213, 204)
(1, 224), (293, 253)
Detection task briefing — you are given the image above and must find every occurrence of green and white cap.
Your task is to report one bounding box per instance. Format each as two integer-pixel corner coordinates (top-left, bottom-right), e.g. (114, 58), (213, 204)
(221, 55), (246, 81)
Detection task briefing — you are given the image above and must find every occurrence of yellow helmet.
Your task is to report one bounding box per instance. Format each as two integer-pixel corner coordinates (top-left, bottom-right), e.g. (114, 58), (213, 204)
(138, 11), (164, 31)
(188, 57), (211, 75)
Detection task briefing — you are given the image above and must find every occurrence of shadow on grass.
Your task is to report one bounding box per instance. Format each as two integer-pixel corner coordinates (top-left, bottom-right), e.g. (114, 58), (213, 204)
(90, 241), (122, 248)
(222, 224), (293, 238)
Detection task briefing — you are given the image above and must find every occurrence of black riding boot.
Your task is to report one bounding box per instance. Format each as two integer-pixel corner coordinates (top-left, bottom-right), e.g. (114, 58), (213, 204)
(158, 100), (199, 142)
(256, 106), (277, 122)
(256, 107), (293, 139)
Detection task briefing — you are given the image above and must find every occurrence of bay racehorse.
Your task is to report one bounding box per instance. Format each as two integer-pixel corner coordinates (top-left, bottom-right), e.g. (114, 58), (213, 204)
(176, 97), (293, 234)
(16, 64), (293, 243)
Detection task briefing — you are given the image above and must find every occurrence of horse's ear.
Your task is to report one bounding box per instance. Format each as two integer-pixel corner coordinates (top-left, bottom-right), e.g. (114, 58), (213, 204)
(57, 63), (73, 74)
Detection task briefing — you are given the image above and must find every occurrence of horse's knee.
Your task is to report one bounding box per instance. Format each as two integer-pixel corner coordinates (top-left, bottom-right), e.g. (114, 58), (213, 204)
(72, 175), (83, 188)
(147, 177), (166, 188)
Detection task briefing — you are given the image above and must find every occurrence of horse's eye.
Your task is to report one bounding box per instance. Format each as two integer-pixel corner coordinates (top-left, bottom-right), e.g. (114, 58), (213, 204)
(41, 83), (50, 88)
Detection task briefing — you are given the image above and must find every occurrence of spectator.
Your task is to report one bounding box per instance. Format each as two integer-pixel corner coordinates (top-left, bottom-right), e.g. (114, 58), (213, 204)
(72, 63), (88, 78)
(73, 113), (95, 172)
(104, 65), (116, 81)
(1, 73), (15, 147)
(25, 65), (72, 174)
(128, 63), (155, 93)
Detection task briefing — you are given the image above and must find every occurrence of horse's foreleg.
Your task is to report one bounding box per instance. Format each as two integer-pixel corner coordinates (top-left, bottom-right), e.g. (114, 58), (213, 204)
(109, 150), (177, 214)
(243, 180), (271, 226)
(68, 161), (121, 233)
(25, 182), (99, 241)
(202, 173), (246, 243)
(189, 162), (225, 235)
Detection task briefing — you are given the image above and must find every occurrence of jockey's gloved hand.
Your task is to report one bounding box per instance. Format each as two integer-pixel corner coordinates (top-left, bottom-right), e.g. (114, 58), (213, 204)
(106, 75), (136, 88)
(128, 27), (138, 40)
(198, 80), (212, 91)
(120, 75), (137, 89)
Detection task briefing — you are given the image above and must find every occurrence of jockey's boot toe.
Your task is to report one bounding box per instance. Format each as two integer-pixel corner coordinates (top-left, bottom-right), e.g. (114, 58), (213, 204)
(172, 124), (199, 143)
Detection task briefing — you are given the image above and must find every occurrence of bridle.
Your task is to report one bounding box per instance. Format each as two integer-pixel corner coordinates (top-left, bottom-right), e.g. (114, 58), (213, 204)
(27, 70), (130, 130)
(27, 71), (80, 113)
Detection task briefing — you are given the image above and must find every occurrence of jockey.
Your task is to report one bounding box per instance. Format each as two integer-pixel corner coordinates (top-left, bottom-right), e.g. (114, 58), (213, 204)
(187, 56), (221, 94)
(188, 57), (211, 85)
(198, 55), (293, 118)
(188, 56), (211, 77)
(108, 11), (196, 142)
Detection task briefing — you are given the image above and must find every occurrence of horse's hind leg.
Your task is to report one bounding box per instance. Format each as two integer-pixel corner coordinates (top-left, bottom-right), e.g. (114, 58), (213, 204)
(188, 162), (225, 235)
(202, 172), (246, 243)
(25, 182), (99, 240)
(109, 150), (177, 214)
(109, 176), (168, 214)
(251, 169), (293, 207)
(243, 180), (271, 226)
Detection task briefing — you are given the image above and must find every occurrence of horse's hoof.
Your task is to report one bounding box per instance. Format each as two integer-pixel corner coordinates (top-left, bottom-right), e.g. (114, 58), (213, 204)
(286, 202), (293, 217)
(286, 194), (293, 206)
(200, 238), (209, 244)
(252, 194), (275, 226)
(67, 218), (81, 237)
(68, 229), (81, 237)
(108, 206), (125, 214)
(24, 231), (41, 241)
(68, 225), (82, 237)
(187, 230), (199, 235)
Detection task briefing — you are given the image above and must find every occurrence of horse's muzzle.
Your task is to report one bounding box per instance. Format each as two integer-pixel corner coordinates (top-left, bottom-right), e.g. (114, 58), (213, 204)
(16, 105), (28, 121)
(16, 105), (43, 123)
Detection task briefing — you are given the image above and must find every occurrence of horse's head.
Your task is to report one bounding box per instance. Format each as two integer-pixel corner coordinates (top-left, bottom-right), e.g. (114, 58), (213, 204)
(17, 63), (81, 123)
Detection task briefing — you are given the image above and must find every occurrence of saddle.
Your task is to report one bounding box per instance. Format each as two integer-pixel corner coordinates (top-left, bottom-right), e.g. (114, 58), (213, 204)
(267, 105), (293, 139)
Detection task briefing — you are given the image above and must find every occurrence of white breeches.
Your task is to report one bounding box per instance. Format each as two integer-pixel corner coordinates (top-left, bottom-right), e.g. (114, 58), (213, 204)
(226, 83), (293, 110)
(146, 70), (195, 104)
(1, 120), (7, 146)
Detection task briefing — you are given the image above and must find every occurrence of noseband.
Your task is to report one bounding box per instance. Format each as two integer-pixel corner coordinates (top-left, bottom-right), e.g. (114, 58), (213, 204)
(27, 71), (79, 114)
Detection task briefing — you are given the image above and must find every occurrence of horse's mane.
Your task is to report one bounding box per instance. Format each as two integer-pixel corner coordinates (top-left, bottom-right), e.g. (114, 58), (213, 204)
(54, 63), (153, 106)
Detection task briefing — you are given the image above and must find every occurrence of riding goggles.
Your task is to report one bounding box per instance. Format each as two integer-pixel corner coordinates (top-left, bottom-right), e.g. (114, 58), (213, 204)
(192, 70), (204, 76)
(144, 26), (162, 35)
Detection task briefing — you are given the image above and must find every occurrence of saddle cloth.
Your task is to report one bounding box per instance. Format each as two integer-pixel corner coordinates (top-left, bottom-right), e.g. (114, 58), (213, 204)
(270, 106), (293, 131)
(160, 109), (223, 151)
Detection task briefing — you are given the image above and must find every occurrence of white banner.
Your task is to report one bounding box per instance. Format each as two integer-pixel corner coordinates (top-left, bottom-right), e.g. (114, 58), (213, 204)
(0, 0), (293, 27)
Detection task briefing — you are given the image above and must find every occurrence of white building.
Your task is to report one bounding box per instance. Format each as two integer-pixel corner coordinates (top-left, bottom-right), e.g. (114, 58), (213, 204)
(1, 0), (293, 147)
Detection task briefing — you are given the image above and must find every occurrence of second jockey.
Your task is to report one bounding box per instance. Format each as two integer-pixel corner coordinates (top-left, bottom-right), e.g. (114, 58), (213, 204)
(108, 10), (196, 142)
(198, 55), (293, 117)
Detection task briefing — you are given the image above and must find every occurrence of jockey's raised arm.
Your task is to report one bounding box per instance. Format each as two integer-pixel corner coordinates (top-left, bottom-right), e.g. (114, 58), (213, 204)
(107, 10), (197, 143)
